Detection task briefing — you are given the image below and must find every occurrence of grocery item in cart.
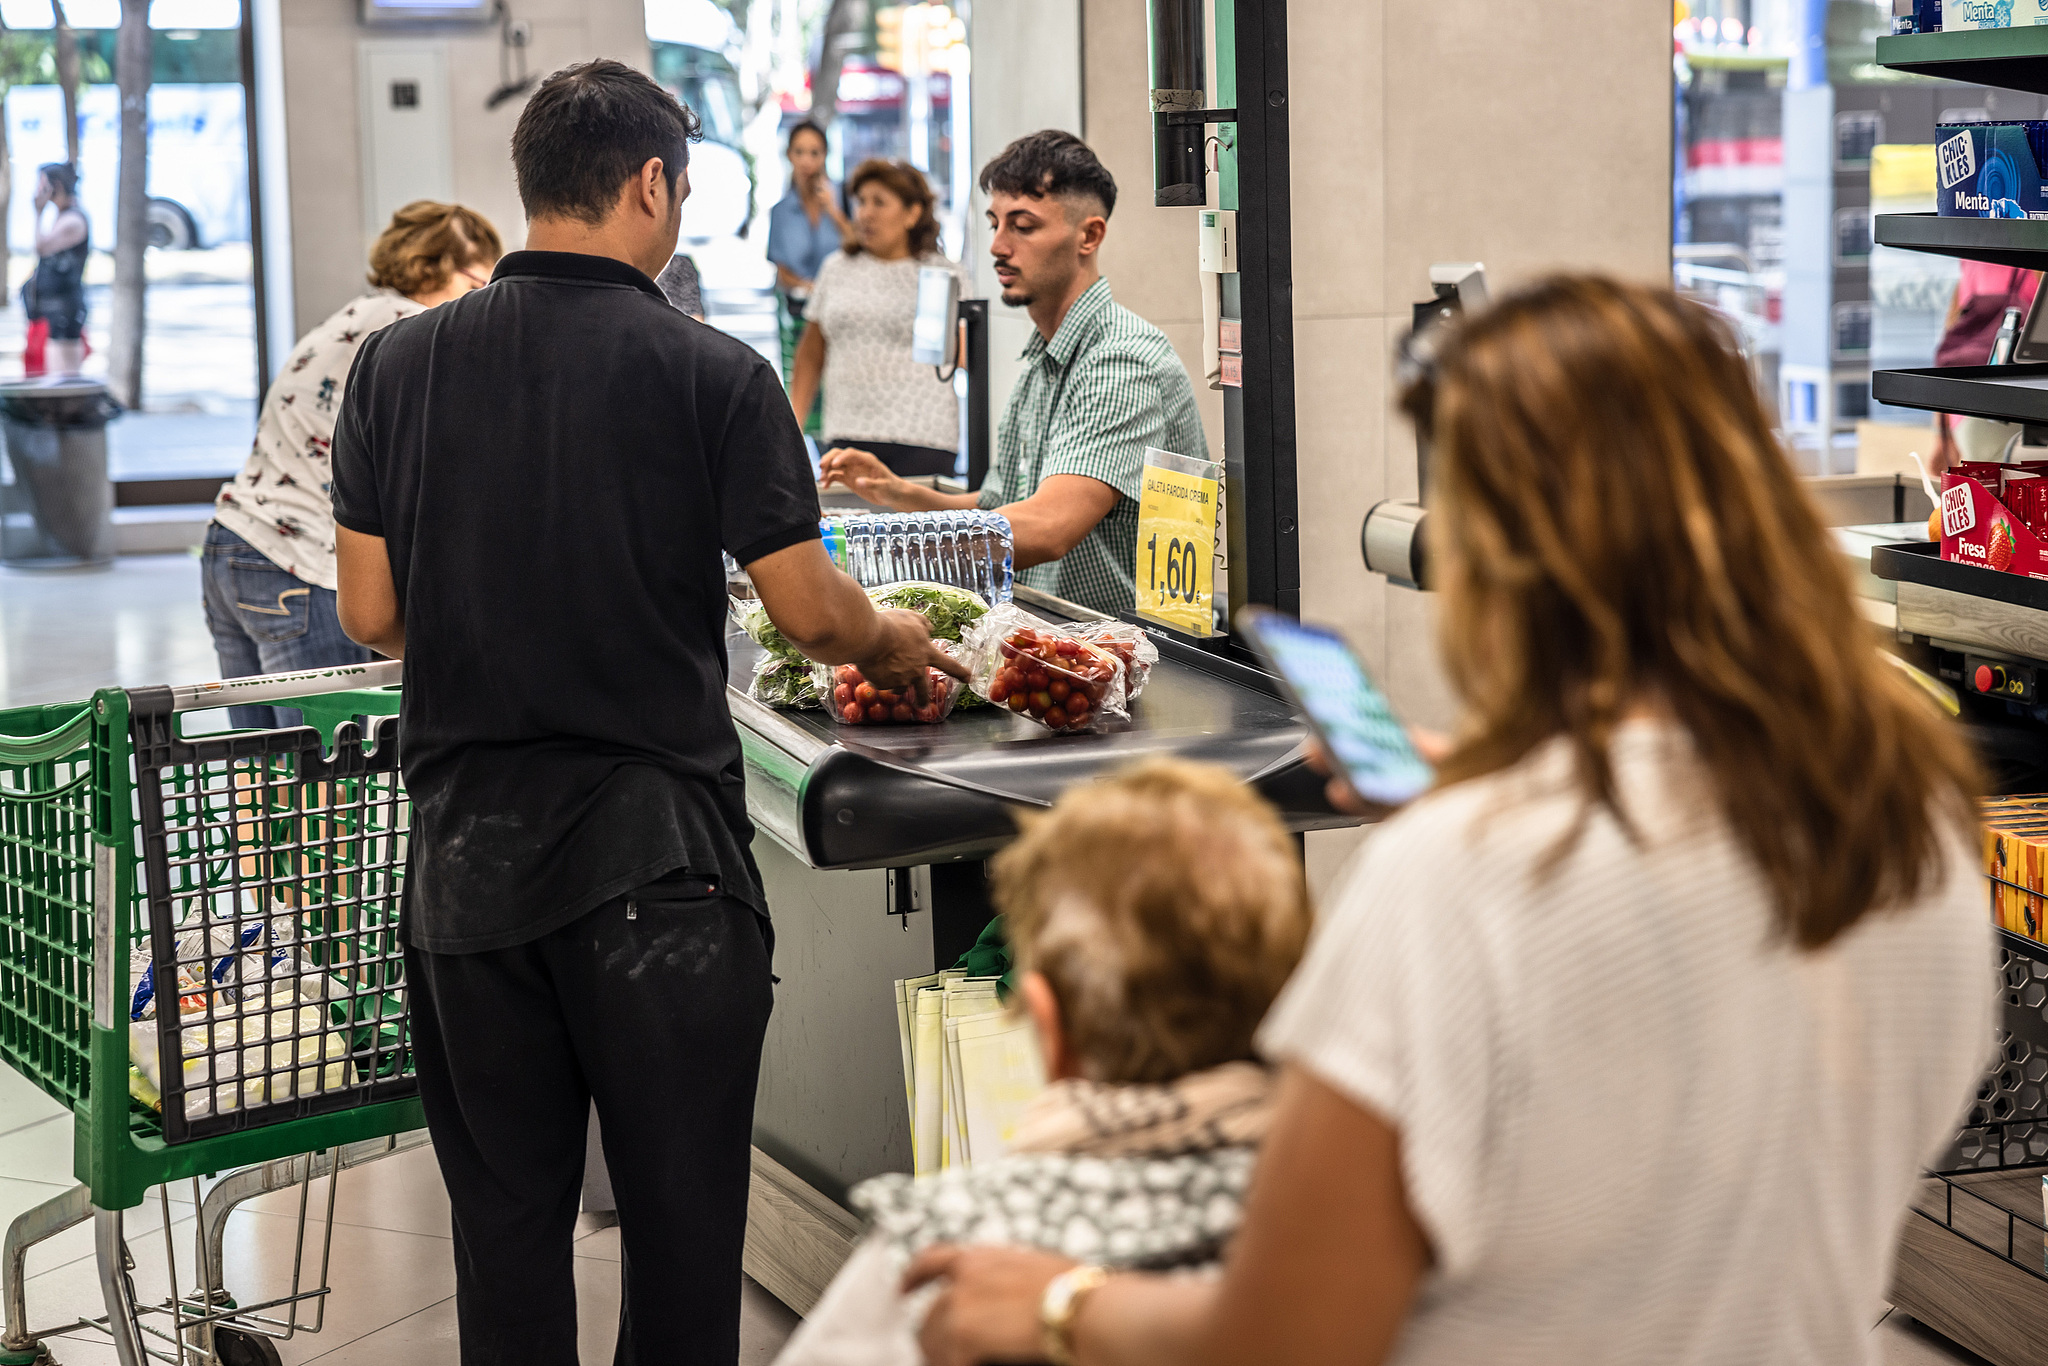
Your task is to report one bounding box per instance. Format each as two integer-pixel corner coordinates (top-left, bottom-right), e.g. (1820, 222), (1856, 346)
(817, 659), (963, 725)
(127, 902), (337, 1022)
(129, 985), (351, 1121)
(1063, 620), (1159, 700)
(962, 604), (1129, 734)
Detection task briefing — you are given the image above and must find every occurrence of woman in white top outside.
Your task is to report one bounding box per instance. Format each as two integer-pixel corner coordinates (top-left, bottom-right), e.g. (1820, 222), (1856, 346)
(787, 159), (967, 477)
(205, 200), (499, 727)
(906, 275), (1998, 1366)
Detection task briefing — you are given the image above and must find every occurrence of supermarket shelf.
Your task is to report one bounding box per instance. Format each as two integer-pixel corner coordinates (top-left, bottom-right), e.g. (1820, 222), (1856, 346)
(1872, 540), (2048, 659)
(1876, 26), (2048, 93)
(1871, 363), (2048, 424)
(1876, 213), (2048, 269)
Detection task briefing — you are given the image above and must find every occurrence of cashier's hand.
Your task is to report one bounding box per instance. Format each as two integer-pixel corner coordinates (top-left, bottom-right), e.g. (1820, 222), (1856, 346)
(856, 607), (971, 701)
(819, 446), (914, 509)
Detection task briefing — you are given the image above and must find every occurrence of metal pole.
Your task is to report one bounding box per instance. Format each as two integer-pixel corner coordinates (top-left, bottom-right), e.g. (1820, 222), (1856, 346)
(962, 298), (990, 490)
(1228, 0), (1298, 614)
(94, 1210), (148, 1366)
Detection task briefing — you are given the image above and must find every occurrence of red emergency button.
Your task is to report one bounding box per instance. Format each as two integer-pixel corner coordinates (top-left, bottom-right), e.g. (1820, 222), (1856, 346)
(1978, 664), (1997, 693)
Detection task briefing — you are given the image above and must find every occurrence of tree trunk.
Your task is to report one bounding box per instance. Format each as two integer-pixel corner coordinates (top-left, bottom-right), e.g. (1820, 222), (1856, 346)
(108, 0), (147, 408)
(51, 0), (77, 165)
(805, 0), (863, 128)
(0, 90), (13, 298)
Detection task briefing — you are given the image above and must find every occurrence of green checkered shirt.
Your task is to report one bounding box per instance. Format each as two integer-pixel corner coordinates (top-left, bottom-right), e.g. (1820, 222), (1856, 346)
(977, 278), (1209, 615)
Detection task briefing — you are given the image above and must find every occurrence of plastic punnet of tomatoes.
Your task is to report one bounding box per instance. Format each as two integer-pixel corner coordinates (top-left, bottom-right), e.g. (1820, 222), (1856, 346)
(962, 604), (1129, 733)
(815, 660), (961, 725)
(1062, 621), (1159, 701)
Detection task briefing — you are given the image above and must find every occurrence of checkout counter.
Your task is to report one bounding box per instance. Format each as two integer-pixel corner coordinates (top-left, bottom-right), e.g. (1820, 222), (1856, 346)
(731, 582), (1353, 1311)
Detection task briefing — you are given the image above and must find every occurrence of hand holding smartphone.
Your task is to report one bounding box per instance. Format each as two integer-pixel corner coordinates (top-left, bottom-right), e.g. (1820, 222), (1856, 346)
(1238, 607), (1435, 809)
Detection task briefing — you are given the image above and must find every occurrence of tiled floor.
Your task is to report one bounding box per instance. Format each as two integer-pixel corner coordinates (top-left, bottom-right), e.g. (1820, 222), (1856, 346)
(0, 1067), (798, 1364)
(0, 551), (2006, 1366)
(0, 556), (800, 1362)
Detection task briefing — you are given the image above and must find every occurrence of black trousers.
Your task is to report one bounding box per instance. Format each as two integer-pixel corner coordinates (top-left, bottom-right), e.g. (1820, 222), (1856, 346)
(405, 877), (775, 1366)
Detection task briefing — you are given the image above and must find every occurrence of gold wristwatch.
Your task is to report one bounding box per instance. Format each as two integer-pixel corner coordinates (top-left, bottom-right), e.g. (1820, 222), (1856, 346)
(1040, 1263), (1112, 1366)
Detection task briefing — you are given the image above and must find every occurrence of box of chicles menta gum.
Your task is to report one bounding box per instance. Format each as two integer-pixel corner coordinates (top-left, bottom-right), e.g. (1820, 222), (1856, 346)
(1937, 121), (2048, 218)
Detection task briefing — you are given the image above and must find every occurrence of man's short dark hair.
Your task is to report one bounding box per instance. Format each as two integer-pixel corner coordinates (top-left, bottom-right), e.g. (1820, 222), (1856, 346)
(978, 130), (1116, 219)
(511, 59), (702, 224)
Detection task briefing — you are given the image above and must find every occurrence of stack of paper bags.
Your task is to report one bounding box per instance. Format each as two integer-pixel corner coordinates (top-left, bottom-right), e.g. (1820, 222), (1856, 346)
(894, 971), (1045, 1173)
(1983, 796), (2048, 944)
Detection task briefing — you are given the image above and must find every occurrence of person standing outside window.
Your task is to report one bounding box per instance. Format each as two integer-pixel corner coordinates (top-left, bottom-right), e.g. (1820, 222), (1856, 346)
(767, 120), (849, 445)
(329, 61), (960, 1366)
(818, 131), (1207, 616)
(205, 200), (499, 729)
(23, 162), (89, 376)
(788, 159), (968, 477)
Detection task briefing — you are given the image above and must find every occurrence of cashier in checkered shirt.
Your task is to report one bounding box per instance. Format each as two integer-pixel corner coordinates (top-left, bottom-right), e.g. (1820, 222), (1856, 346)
(817, 130), (1209, 618)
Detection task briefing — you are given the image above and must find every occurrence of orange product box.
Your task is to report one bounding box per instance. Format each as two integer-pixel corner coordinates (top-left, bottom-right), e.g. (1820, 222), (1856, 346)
(1983, 797), (2048, 942)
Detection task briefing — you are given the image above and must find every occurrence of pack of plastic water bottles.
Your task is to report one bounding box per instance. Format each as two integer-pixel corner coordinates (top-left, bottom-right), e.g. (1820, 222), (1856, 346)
(823, 510), (1014, 604)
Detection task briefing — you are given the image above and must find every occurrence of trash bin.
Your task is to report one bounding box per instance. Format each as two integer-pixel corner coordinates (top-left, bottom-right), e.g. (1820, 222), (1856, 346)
(0, 378), (120, 569)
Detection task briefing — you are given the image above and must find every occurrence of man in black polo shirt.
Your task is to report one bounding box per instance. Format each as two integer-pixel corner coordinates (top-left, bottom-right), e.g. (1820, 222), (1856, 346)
(330, 60), (961, 1365)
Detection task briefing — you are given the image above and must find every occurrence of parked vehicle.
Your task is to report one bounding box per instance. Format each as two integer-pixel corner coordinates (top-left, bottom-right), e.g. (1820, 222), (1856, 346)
(7, 82), (248, 252)
(647, 0), (755, 241)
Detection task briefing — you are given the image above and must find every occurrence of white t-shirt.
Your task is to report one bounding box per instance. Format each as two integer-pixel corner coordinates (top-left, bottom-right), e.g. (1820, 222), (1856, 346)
(1258, 722), (1995, 1366)
(213, 290), (422, 590)
(807, 249), (966, 452)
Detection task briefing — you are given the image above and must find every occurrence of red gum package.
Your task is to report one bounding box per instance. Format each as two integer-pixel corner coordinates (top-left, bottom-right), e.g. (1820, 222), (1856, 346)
(1941, 471), (2048, 578)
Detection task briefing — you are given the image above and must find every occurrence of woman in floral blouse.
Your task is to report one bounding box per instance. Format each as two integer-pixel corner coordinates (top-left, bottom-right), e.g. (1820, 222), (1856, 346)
(204, 201), (500, 726)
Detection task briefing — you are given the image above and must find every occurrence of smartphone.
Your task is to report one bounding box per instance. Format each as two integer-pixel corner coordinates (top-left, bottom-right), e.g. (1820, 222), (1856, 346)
(1238, 607), (1434, 806)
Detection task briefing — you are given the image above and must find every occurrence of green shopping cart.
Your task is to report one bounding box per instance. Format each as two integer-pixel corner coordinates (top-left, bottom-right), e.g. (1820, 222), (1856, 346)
(0, 661), (429, 1366)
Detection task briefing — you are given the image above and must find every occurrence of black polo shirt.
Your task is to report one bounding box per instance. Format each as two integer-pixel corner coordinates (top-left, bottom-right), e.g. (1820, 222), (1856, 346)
(330, 250), (821, 953)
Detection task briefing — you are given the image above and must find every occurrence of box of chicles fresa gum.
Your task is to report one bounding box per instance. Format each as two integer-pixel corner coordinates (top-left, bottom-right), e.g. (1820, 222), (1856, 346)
(1937, 121), (2048, 218)
(1942, 471), (2048, 578)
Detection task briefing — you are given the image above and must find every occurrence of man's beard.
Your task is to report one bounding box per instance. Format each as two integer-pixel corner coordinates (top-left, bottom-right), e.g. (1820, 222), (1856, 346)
(1000, 284), (1034, 307)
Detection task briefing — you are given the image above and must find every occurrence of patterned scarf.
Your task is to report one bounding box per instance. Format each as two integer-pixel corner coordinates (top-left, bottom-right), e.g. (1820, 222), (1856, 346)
(850, 1062), (1274, 1271)
(1007, 1060), (1275, 1157)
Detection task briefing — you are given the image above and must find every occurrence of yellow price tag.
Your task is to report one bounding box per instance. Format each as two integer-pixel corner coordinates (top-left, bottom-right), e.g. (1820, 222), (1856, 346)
(1134, 446), (1220, 637)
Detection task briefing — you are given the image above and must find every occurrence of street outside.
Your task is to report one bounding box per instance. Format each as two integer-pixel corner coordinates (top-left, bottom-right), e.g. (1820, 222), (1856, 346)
(0, 236), (779, 486)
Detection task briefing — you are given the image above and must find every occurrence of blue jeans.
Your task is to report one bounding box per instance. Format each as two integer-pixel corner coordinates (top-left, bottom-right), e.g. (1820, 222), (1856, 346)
(200, 521), (372, 729)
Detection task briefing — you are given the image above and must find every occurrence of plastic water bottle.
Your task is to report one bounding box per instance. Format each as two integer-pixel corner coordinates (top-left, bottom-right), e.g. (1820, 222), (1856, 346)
(833, 510), (1013, 602)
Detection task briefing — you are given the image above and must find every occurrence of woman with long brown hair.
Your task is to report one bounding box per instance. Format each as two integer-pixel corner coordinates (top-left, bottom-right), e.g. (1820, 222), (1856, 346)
(902, 275), (1997, 1366)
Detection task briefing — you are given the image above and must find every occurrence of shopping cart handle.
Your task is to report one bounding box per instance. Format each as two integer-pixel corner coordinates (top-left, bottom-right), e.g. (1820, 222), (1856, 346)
(152, 660), (403, 714)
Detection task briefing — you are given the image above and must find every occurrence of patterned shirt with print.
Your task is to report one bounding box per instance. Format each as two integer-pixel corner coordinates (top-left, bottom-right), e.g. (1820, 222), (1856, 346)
(212, 290), (422, 590)
(977, 277), (1208, 616)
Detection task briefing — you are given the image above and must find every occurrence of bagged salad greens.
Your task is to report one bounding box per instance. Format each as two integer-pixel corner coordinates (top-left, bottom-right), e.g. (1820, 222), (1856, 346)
(749, 655), (819, 709)
(741, 582), (990, 710)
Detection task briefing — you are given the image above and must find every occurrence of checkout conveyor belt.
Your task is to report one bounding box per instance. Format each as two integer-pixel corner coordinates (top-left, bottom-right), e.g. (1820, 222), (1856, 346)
(728, 589), (1350, 869)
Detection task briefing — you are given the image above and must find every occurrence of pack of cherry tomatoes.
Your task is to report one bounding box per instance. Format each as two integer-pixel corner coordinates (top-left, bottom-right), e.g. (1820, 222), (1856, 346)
(815, 655), (964, 726)
(961, 605), (1155, 733)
